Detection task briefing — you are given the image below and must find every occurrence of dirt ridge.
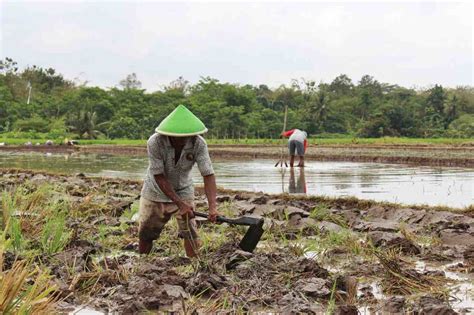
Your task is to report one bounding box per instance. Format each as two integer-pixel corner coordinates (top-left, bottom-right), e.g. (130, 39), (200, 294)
(1, 144), (473, 167)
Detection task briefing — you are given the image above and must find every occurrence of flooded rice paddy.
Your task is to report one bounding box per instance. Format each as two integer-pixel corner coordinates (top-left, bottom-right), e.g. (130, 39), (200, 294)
(0, 152), (474, 207)
(0, 151), (472, 207)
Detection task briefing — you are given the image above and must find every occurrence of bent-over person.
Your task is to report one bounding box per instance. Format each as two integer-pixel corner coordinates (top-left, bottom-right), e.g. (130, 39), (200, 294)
(138, 105), (219, 257)
(281, 129), (308, 167)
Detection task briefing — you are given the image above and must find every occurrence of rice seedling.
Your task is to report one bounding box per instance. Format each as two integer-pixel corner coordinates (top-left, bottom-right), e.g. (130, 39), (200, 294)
(183, 290), (219, 314)
(174, 264), (194, 277)
(326, 280), (338, 315)
(190, 290), (246, 314)
(121, 200), (139, 220)
(0, 261), (58, 314)
(2, 191), (27, 252)
(7, 217), (25, 253)
(374, 248), (448, 297)
(0, 227), (59, 314)
(199, 224), (230, 255)
(69, 256), (131, 295)
(310, 204), (348, 228)
(315, 229), (365, 256)
(1, 183), (76, 259)
(40, 209), (72, 255)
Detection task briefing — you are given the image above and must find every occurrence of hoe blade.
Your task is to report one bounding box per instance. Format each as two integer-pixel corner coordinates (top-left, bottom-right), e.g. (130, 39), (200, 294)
(238, 218), (264, 252)
(194, 211), (265, 253)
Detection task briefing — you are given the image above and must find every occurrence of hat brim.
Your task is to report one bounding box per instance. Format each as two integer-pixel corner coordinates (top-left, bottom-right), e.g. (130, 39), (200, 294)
(155, 128), (208, 137)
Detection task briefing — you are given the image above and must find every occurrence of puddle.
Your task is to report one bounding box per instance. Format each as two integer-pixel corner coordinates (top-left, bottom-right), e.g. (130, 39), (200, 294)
(1, 152), (472, 207)
(369, 282), (384, 300)
(12, 211), (39, 217)
(415, 260), (474, 312)
(131, 212), (139, 222)
(303, 250), (318, 259)
(69, 307), (105, 315)
(91, 250), (139, 264)
(357, 281), (385, 314)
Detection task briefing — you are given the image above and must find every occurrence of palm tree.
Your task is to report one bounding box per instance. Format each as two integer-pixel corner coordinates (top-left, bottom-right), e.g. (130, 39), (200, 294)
(69, 111), (106, 139)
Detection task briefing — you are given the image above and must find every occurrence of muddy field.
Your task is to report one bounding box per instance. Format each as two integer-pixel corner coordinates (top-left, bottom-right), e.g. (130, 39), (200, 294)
(1, 143), (473, 167)
(1, 169), (473, 314)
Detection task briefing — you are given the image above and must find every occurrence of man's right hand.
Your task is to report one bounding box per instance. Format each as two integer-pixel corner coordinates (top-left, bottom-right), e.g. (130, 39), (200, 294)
(178, 201), (194, 218)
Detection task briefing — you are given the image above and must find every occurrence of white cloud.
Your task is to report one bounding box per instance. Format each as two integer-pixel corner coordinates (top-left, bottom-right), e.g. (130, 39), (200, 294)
(1, 1), (472, 90)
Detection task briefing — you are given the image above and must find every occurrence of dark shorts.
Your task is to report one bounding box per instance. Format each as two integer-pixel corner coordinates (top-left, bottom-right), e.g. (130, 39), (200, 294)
(138, 197), (199, 241)
(289, 140), (304, 156)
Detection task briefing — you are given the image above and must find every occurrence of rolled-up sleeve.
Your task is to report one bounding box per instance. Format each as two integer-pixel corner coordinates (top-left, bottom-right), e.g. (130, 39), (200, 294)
(147, 137), (165, 175)
(195, 138), (214, 177)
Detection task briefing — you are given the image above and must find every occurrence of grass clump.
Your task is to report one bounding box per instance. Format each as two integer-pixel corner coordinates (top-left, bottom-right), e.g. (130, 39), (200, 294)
(40, 209), (71, 255)
(2, 183), (72, 255)
(0, 228), (59, 314)
(310, 204), (348, 228)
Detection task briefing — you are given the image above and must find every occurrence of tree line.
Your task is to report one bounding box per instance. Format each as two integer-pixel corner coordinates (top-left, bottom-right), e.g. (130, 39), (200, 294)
(1, 57), (473, 140)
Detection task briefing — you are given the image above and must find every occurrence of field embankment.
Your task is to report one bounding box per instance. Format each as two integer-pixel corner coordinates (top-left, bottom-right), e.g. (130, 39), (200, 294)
(0, 169), (473, 313)
(1, 141), (473, 167)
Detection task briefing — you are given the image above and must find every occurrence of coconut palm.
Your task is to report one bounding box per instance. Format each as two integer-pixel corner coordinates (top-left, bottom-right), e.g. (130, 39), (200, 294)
(68, 110), (107, 139)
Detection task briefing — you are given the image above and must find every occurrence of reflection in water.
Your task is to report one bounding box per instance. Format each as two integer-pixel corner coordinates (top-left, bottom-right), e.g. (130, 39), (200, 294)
(0, 152), (472, 207)
(288, 168), (307, 194)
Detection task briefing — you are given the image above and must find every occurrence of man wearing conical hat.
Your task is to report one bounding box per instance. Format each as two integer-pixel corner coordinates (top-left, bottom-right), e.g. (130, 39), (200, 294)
(138, 105), (219, 257)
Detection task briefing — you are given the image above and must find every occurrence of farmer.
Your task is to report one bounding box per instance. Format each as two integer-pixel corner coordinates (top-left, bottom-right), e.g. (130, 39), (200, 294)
(138, 105), (219, 257)
(281, 129), (308, 167)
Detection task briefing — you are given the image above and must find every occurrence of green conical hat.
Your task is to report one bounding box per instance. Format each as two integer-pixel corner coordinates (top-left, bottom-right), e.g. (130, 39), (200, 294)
(155, 105), (208, 136)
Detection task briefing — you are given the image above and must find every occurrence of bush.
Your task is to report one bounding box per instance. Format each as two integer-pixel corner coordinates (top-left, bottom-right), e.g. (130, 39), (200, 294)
(13, 116), (50, 133)
(107, 117), (142, 139)
(313, 133), (354, 139)
(46, 118), (68, 138)
(446, 114), (474, 138)
(358, 114), (397, 138)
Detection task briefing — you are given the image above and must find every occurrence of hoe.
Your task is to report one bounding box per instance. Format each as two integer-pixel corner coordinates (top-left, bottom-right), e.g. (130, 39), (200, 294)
(133, 194), (264, 253)
(275, 105), (288, 167)
(194, 211), (264, 253)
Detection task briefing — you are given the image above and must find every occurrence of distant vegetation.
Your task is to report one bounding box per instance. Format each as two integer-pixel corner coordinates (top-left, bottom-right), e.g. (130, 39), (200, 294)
(1, 57), (473, 140)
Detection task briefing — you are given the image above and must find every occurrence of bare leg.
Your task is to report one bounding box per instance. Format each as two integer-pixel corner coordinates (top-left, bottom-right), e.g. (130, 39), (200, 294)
(184, 239), (201, 258)
(290, 155), (295, 167)
(298, 156), (305, 167)
(138, 239), (153, 254)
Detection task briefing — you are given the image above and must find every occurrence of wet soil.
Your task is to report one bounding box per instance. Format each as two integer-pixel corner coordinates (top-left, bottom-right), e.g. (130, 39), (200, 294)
(1, 169), (473, 313)
(1, 143), (473, 167)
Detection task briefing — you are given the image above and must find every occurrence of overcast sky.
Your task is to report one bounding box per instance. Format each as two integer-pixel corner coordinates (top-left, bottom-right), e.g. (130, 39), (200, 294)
(1, 1), (472, 91)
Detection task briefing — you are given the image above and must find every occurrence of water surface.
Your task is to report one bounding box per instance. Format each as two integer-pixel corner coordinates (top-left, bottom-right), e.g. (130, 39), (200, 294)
(0, 152), (472, 208)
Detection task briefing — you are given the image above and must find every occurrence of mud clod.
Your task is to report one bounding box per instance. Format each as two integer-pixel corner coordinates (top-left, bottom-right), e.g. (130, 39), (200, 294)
(250, 195), (269, 205)
(186, 272), (228, 296)
(295, 277), (330, 297)
(226, 249), (253, 270)
(369, 231), (421, 254)
(415, 296), (457, 314)
(335, 305), (359, 315)
(381, 296), (406, 313)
